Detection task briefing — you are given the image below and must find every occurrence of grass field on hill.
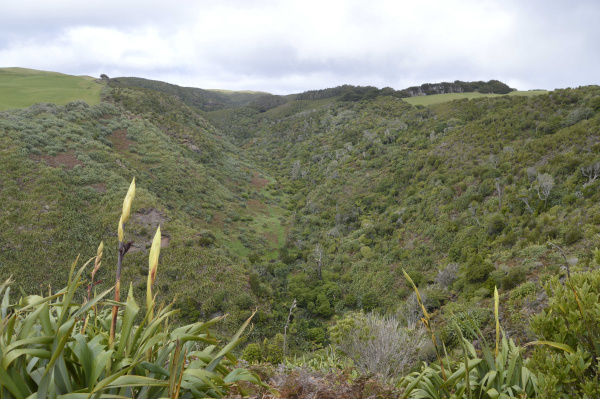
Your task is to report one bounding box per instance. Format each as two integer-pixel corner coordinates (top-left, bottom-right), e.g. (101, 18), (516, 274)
(402, 90), (548, 106)
(0, 67), (103, 110)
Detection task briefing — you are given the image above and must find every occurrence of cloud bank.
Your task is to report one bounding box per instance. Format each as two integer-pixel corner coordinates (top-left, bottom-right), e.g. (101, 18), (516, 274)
(1, 0), (598, 94)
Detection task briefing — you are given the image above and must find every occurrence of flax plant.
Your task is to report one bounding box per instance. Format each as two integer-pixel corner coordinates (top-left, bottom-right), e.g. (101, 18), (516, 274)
(399, 280), (538, 398)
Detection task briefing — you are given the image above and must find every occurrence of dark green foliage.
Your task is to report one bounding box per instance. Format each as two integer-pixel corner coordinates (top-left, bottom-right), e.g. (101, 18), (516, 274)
(501, 266), (527, 290)
(486, 213), (506, 236)
(563, 226), (583, 244)
(464, 253), (494, 283)
(112, 76), (267, 111)
(529, 269), (600, 398)
(406, 270), (426, 286)
(235, 293), (256, 310)
(361, 291), (379, 311)
(178, 296), (202, 321)
(249, 94), (288, 112)
(198, 236), (213, 247)
(315, 294), (333, 317)
(404, 79), (513, 96)
(263, 333), (285, 364)
(307, 327), (327, 345)
(421, 286), (448, 309)
(293, 80), (513, 103)
(344, 292), (357, 308)
(242, 343), (263, 363)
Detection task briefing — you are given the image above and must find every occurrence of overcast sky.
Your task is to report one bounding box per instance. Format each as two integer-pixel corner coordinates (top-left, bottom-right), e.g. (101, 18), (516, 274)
(1, 0), (598, 94)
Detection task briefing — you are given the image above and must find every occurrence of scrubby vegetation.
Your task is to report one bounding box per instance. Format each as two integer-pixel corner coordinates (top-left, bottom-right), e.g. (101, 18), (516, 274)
(3, 70), (600, 396)
(111, 77), (268, 112)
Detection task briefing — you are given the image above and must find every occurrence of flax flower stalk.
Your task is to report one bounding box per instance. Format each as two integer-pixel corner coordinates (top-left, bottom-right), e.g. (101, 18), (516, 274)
(88, 241), (104, 301)
(494, 286), (500, 357)
(147, 226), (161, 322)
(145, 226), (162, 361)
(403, 269), (447, 381)
(110, 178), (135, 347)
(83, 242), (104, 334)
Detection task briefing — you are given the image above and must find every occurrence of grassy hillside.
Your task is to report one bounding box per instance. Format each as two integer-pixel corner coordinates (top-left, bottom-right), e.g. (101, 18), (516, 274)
(402, 90), (548, 106)
(0, 67), (103, 110)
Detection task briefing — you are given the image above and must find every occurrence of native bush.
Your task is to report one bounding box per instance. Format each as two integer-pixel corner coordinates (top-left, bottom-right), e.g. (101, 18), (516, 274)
(509, 281), (537, 300)
(501, 265), (528, 290)
(464, 253), (495, 283)
(528, 268), (600, 398)
(440, 308), (491, 348)
(241, 343), (263, 364)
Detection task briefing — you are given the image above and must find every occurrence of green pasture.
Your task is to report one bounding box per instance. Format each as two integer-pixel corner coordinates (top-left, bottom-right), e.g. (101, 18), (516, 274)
(402, 90), (548, 106)
(0, 67), (103, 110)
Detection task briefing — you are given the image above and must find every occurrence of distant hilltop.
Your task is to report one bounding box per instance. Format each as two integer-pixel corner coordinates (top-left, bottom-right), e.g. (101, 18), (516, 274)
(294, 80), (514, 102)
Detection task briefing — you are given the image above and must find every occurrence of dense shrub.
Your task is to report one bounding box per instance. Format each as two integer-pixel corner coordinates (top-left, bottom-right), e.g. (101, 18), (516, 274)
(235, 293), (256, 310)
(486, 213), (506, 236)
(563, 226), (583, 244)
(242, 343), (263, 363)
(464, 254), (495, 283)
(501, 265), (528, 290)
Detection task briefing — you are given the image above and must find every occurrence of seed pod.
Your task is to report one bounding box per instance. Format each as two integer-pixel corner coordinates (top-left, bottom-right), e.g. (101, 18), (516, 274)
(121, 178), (136, 224)
(147, 226), (161, 317)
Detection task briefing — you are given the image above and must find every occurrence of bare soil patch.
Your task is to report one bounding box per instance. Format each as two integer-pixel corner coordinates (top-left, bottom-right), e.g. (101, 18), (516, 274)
(31, 151), (84, 170)
(250, 173), (269, 189)
(89, 183), (107, 193)
(132, 208), (168, 226)
(161, 236), (170, 248)
(247, 199), (268, 213)
(110, 130), (133, 151)
(263, 231), (279, 244)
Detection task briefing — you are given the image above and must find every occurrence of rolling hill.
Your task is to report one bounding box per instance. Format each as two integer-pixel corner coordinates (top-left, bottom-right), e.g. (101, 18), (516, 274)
(0, 67), (103, 110)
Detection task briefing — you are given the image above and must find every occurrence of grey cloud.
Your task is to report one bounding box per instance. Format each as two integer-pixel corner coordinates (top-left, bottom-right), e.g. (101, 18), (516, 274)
(1, 0), (599, 94)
